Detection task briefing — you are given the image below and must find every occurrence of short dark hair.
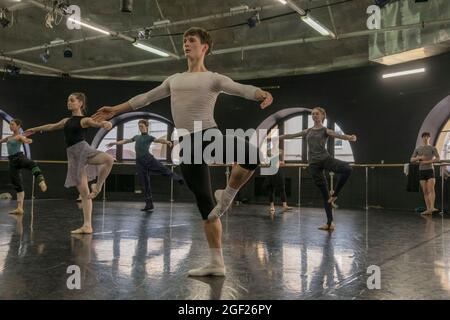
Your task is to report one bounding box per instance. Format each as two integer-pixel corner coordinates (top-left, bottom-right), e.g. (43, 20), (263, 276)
(421, 132), (431, 138)
(138, 119), (149, 127)
(183, 27), (213, 55)
(11, 119), (22, 127)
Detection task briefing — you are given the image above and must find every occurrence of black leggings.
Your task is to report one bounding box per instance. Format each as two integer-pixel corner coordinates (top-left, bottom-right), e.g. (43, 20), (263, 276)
(309, 157), (352, 224)
(178, 129), (259, 220)
(9, 152), (44, 193)
(136, 154), (182, 202)
(268, 184), (287, 203)
(265, 170), (287, 203)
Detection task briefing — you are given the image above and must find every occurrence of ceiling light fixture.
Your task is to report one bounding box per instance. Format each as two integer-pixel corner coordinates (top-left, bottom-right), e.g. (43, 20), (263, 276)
(132, 42), (170, 57)
(281, 1), (335, 38)
(67, 17), (111, 35)
(300, 14), (332, 36)
(382, 68), (426, 79)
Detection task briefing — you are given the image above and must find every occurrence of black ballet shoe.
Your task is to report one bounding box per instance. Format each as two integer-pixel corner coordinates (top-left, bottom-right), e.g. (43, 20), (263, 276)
(141, 201), (154, 212)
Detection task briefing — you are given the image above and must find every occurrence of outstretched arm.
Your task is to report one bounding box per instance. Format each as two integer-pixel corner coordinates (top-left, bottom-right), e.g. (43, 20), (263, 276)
(81, 117), (112, 130)
(0, 136), (8, 144)
(17, 135), (33, 144)
(106, 139), (133, 148)
(154, 138), (173, 148)
(279, 129), (308, 140)
(216, 74), (273, 109)
(93, 76), (172, 121)
(26, 118), (68, 135)
(326, 129), (357, 142)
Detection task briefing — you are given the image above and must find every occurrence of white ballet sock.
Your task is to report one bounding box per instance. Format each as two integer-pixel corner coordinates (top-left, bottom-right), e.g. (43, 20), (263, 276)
(187, 248), (226, 276)
(208, 186), (240, 221)
(210, 248), (224, 267)
(220, 185), (238, 213)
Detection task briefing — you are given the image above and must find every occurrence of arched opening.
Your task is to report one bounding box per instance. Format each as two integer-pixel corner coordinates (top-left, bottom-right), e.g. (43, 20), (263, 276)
(416, 95), (450, 147)
(416, 95), (450, 173)
(255, 107), (355, 163)
(0, 109), (30, 159)
(92, 112), (174, 162)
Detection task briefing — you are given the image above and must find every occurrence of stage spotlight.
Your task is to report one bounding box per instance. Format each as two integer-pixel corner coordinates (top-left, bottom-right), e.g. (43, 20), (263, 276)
(138, 28), (152, 40)
(5, 64), (21, 76)
(39, 47), (50, 63)
(247, 13), (260, 28)
(63, 45), (73, 58)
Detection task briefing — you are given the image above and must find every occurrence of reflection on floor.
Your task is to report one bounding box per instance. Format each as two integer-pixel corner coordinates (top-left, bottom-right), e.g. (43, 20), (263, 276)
(0, 199), (449, 299)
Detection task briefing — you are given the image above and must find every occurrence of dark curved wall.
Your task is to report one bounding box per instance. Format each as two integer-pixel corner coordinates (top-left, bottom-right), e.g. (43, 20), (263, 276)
(1, 51), (449, 209)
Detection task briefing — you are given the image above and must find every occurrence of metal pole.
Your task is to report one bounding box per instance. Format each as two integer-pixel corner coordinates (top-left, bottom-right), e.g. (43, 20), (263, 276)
(225, 166), (230, 185)
(441, 164), (445, 215)
(170, 165), (174, 202)
(298, 167), (302, 207)
(31, 175), (35, 200)
(102, 179), (106, 201)
(365, 208), (369, 252)
(365, 166), (369, 210)
(31, 175), (35, 229)
(101, 197), (106, 233)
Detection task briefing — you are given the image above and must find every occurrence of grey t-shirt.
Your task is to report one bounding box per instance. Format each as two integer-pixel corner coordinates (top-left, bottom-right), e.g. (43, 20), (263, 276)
(412, 145), (439, 170)
(306, 127), (331, 163)
(128, 71), (259, 134)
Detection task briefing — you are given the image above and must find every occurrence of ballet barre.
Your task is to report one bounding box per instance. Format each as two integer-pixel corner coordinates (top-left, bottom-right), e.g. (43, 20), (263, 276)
(1, 160), (448, 212)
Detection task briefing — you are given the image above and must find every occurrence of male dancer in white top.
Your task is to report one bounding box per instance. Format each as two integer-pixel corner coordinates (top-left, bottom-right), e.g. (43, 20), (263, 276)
(94, 27), (273, 276)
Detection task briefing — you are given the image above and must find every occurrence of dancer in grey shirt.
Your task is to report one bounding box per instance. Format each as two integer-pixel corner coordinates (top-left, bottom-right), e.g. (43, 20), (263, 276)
(280, 107), (357, 231)
(410, 132), (440, 215)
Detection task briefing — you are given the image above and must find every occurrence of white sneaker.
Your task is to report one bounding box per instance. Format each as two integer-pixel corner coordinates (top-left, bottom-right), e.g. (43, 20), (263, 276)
(188, 265), (226, 277)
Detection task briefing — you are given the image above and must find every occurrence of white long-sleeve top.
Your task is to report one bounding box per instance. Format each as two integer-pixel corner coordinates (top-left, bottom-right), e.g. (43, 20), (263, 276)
(128, 71), (259, 133)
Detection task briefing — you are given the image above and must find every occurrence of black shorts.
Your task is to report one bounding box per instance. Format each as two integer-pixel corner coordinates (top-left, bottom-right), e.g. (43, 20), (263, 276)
(419, 169), (435, 181)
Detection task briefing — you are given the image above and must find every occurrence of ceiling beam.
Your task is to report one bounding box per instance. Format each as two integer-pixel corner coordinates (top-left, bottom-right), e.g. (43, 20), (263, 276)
(154, 0), (179, 57)
(70, 17), (450, 75)
(0, 55), (65, 74)
(5, 35), (107, 55)
(326, 0), (339, 38)
(71, 57), (173, 74)
(69, 54), (369, 82)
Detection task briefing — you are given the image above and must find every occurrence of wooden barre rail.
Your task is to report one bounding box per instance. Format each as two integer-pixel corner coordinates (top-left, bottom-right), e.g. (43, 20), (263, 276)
(1, 160), (449, 168)
(1, 159), (448, 214)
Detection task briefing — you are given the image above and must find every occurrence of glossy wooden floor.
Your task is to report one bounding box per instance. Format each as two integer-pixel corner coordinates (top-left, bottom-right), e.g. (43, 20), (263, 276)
(0, 199), (449, 299)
